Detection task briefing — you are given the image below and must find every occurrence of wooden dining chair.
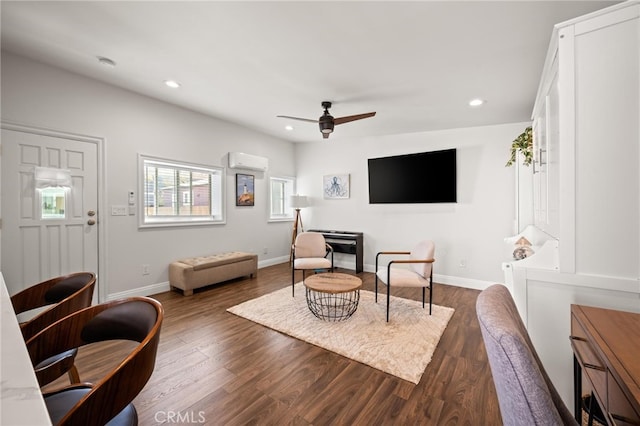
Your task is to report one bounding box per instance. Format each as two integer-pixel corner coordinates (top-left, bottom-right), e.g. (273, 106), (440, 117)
(11, 272), (96, 385)
(26, 296), (164, 426)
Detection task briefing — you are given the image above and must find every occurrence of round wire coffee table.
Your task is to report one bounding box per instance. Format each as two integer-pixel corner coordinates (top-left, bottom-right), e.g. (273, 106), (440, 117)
(303, 272), (362, 321)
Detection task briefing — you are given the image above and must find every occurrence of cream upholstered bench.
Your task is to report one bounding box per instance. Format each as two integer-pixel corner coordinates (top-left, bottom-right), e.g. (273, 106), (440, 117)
(169, 251), (258, 296)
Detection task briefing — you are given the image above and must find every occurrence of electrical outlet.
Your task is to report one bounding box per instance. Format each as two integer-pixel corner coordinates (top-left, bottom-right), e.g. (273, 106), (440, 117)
(459, 259), (466, 268)
(142, 264), (150, 275)
(263, 247), (268, 254)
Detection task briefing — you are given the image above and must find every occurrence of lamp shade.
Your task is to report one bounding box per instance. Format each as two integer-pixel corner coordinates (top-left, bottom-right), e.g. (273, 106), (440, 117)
(290, 195), (309, 209)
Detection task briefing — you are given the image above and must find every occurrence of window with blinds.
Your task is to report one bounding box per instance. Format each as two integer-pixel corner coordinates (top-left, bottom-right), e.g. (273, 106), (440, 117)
(139, 155), (225, 227)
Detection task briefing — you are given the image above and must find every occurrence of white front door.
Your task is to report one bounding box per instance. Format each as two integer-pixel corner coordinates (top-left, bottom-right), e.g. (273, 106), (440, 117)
(1, 127), (100, 296)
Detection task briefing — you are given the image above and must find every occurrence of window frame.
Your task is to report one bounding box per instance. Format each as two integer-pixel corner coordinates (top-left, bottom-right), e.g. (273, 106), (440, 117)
(269, 175), (295, 222)
(138, 154), (225, 228)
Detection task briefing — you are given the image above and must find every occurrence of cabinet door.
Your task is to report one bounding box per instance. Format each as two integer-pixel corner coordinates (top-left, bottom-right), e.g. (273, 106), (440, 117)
(545, 64), (560, 238)
(532, 109), (547, 230)
(532, 56), (559, 238)
(533, 108), (548, 230)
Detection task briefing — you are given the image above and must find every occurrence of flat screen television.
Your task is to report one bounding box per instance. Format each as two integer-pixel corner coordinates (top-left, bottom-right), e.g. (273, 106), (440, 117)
(368, 148), (457, 204)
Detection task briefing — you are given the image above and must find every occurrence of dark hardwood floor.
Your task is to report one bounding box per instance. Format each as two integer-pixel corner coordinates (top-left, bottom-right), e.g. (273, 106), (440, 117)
(45, 263), (502, 425)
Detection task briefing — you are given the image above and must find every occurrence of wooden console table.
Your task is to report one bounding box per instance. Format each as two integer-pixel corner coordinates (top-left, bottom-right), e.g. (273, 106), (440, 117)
(570, 304), (640, 425)
(308, 230), (363, 273)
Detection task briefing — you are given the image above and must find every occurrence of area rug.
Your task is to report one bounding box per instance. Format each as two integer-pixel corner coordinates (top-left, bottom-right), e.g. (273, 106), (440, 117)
(227, 282), (455, 384)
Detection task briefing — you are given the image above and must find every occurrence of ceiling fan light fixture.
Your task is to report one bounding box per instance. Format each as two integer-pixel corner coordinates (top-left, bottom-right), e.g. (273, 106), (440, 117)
(164, 80), (181, 89)
(319, 120), (334, 134)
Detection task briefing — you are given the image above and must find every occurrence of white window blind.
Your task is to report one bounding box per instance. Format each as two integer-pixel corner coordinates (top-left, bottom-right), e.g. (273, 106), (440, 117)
(139, 155), (225, 227)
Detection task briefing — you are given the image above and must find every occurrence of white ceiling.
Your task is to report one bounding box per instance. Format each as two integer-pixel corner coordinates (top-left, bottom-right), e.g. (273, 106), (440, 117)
(1, 1), (617, 143)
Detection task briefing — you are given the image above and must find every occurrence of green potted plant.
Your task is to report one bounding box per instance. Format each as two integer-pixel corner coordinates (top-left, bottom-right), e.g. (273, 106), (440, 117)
(505, 126), (533, 167)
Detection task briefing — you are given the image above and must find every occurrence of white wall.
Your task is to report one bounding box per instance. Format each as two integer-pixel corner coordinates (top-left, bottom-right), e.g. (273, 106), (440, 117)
(295, 122), (528, 286)
(1, 51), (527, 297)
(1, 52), (296, 298)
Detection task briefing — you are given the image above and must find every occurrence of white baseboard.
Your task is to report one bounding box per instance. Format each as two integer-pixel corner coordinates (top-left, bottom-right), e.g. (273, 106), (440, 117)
(355, 262), (495, 291)
(433, 274), (495, 291)
(259, 256), (289, 268)
(106, 281), (171, 301)
(106, 257), (292, 300)
(106, 259), (495, 300)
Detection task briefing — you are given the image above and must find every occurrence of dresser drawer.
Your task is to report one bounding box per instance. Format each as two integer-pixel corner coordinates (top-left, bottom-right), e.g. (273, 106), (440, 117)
(608, 373), (640, 426)
(571, 314), (607, 400)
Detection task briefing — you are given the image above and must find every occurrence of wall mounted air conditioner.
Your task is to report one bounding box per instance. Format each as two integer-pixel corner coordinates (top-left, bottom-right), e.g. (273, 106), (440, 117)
(228, 152), (269, 172)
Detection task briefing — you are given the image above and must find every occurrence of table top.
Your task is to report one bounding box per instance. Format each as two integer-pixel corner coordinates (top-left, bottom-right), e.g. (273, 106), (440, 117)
(571, 304), (640, 415)
(1, 273), (52, 426)
(304, 272), (362, 294)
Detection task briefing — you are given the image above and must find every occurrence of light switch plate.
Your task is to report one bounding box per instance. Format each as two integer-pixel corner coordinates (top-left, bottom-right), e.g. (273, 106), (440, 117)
(111, 205), (127, 216)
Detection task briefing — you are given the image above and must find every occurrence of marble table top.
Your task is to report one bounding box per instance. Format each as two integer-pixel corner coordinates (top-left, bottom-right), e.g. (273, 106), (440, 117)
(1, 273), (51, 425)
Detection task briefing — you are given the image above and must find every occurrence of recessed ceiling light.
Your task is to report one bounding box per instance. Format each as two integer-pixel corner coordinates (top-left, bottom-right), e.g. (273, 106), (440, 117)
(97, 56), (116, 68)
(164, 80), (181, 89)
(285, 125), (294, 131)
(469, 98), (485, 107)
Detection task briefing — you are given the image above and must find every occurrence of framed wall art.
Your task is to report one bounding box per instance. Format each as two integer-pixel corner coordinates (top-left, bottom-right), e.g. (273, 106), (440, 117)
(323, 174), (350, 199)
(236, 173), (255, 206)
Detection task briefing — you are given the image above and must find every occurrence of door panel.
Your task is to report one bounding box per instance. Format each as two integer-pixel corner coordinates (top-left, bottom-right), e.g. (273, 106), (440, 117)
(1, 128), (99, 295)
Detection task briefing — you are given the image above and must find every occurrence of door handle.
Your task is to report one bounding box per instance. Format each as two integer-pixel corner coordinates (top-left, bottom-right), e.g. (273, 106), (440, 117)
(87, 210), (96, 217)
(87, 219), (96, 226)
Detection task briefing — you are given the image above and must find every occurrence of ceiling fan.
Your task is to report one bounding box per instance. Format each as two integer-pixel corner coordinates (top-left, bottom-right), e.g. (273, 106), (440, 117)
(277, 101), (376, 139)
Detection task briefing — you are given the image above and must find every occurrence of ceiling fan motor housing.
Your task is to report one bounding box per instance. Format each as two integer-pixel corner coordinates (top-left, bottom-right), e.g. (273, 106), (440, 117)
(276, 100), (374, 139)
(319, 114), (334, 134)
(319, 101), (334, 134)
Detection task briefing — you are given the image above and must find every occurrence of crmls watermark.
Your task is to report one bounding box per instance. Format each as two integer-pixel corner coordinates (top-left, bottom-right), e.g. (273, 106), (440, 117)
(154, 411), (206, 424)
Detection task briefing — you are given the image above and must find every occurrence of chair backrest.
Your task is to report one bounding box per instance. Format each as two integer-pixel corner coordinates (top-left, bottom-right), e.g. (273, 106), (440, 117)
(295, 232), (328, 258)
(476, 284), (576, 426)
(26, 296), (164, 426)
(409, 240), (435, 278)
(11, 272), (96, 341)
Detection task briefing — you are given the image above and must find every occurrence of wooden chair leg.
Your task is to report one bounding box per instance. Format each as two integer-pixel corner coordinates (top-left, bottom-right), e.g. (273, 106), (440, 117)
(68, 365), (80, 384)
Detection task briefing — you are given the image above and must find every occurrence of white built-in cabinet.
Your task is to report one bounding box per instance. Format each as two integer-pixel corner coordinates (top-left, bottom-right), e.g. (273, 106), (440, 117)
(528, 0), (640, 279)
(510, 0), (640, 411)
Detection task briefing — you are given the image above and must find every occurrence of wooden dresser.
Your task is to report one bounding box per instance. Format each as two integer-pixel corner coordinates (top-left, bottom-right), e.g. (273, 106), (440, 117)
(570, 304), (640, 425)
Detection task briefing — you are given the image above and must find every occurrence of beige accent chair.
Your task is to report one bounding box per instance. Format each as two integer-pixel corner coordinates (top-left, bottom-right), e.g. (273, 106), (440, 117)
(375, 240), (435, 322)
(291, 232), (333, 297)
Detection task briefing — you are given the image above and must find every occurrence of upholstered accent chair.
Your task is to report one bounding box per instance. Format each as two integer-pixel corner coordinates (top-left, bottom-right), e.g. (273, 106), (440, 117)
(476, 284), (577, 426)
(11, 272), (96, 386)
(291, 232), (333, 296)
(26, 297), (164, 426)
(375, 240), (435, 322)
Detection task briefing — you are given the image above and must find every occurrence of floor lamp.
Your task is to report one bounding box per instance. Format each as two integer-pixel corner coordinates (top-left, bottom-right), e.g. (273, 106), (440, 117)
(289, 195), (308, 265)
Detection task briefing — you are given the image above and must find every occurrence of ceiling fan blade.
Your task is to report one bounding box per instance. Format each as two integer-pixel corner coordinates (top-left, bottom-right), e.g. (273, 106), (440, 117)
(276, 115), (318, 123)
(334, 112), (376, 125)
